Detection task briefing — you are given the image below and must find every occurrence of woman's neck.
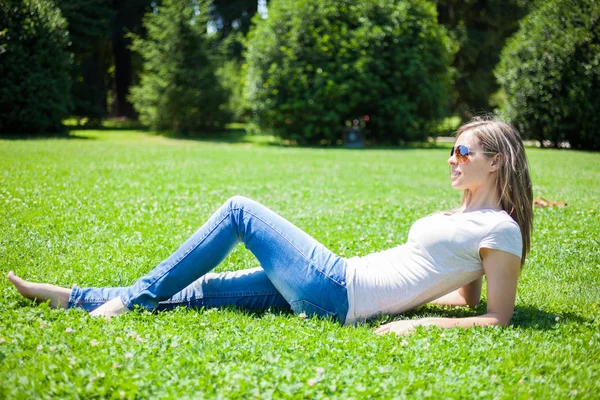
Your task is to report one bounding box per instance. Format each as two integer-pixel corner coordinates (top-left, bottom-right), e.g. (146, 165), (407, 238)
(461, 185), (502, 212)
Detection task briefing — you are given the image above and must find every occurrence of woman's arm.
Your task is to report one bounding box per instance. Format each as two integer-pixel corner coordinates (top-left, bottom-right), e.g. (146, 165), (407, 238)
(374, 248), (520, 335)
(428, 277), (482, 308)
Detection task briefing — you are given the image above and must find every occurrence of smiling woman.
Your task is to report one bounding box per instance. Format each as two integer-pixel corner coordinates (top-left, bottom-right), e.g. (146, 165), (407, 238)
(7, 116), (533, 336)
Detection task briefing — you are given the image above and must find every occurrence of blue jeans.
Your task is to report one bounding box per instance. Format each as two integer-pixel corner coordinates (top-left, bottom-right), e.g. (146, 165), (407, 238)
(68, 196), (349, 325)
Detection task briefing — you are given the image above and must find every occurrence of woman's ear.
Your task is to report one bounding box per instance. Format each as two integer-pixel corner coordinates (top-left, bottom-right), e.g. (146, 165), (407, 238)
(490, 154), (503, 171)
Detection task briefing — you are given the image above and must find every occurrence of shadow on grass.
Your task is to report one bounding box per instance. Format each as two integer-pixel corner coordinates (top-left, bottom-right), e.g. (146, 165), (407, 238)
(0, 132), (95, 141)
(148, 301), (595, 332)
(2, 122), (453, 150)
(165, 127), (452, 151)
(70, 123), (149, 131)
(165, 128), (264, 145)
(263, 142), (451, 151)
(509, 305), (596, 330)
(2, 119), (145, 140)
(9, 296), (594, 332)
(392, 302), (595, 331)
(63, 118), (148, 131)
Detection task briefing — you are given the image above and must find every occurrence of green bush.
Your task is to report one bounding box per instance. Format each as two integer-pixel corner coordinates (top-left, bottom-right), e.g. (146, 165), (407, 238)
(216, 31), (248, 122)
(129, 0), (230, 133)
(243, 0), (452, 145)
(0, 0), (72, 134)
(216, 59), (247, 122)
(496, 0), (600, 150)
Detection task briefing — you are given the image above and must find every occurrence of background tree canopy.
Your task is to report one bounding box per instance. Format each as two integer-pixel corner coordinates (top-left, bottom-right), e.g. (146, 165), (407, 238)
(129, 0), (230, 133)
(1, 0), (598, 149)
(434, 0), (533, 119)
(0, 0), (72, 134)
(55, 0), (114, 126)
(244, 0), (452, 145)
(496, 0), (600, 149)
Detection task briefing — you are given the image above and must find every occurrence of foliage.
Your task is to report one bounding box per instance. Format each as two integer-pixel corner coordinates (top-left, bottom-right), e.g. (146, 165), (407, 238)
(496, 0), (600, 149)
(1, 129), (599, 397)
(129, 0), (230, 133)
(210, 0), (260, 60)
(110, 0), (155, 118)
(434, 0), (533, 118)
(53, 0), (152, 121)
(216, 58), (248, 122)
(56, 0), (114, 125)
(243, 0), (452, 145)
(0, 0), (72, 134)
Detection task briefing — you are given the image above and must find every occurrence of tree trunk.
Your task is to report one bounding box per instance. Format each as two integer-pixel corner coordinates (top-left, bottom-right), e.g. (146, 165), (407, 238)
(111, 0), (136, 118)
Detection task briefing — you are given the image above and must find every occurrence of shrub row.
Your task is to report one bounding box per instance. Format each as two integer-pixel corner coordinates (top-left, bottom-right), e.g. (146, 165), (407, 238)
(2, 0), (599, 149)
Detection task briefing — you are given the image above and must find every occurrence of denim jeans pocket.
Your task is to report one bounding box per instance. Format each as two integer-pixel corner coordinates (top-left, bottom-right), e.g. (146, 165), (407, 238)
(290, 299), (338, 321)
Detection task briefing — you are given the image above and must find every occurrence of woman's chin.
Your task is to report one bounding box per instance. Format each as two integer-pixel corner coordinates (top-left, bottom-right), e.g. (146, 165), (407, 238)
(450, 179), (464, 190)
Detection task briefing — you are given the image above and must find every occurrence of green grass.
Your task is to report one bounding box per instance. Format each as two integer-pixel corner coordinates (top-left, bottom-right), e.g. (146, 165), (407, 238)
(1, 130), (598, 399)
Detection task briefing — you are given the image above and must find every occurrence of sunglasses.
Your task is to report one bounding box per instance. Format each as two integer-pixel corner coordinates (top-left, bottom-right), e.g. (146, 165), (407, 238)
(450, 145), (497, 164)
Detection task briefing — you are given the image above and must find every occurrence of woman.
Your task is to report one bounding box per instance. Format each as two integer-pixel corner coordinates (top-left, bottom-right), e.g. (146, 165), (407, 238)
(7, 117), (533, 336)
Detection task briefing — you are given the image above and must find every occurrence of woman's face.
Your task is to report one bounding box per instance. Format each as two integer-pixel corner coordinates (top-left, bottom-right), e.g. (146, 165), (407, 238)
(448, 130), (497, 191)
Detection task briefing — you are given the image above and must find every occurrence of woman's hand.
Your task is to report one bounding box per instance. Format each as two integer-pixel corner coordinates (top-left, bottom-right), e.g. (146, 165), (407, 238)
(374, 319), (423, 336)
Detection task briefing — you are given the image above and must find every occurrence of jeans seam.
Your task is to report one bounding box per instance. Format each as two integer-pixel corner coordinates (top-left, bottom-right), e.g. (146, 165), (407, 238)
(128, 211), (231, 304)
(199, 290), (280, 298)
(67, 286), (79, 309)
(159, 291), (281, 304)
(68, 287), (112, 307)
(291, 299), (335, 314)
(121, 293), (135, 311)
(72, 299), (111, 304)
(291, 298), (346, 324)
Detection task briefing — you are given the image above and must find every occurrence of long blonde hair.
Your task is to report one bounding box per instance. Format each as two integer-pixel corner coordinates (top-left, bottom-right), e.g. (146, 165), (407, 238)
(456, 117), (533, 267)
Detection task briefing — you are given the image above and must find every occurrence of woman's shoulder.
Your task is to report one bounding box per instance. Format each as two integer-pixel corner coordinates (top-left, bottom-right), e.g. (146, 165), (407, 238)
(417, 208), (518, 230)
(473, 211), (522, 251)
(486, 209), (519, 225)
(440, 208), (515, 222)
(451, 209), (521, 238)
(474, 209), (520, 230)
(478, 211), (523, 258)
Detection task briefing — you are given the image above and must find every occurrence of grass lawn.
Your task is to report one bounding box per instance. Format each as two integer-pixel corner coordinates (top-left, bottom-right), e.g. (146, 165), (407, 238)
(1, 129), (598, 399)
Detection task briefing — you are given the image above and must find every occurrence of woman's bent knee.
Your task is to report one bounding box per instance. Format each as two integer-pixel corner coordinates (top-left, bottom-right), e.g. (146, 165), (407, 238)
(226, 195), (254, 209)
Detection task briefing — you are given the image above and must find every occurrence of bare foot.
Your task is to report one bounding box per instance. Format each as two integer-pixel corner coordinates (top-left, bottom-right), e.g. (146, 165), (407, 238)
(7, 271), (71, 309)
(89, 297), (130, 319)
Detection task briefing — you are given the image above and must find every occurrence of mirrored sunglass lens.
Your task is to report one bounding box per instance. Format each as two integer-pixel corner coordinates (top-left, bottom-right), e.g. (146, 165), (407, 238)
(458, 145), (470, 156)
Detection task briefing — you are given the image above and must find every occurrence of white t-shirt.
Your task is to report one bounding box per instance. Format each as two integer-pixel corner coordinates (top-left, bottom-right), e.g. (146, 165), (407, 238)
(344, 209), (522, 326)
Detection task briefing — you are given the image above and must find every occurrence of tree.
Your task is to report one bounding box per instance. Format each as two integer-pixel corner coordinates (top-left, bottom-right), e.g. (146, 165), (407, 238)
(57, 0), (114, 125)
(0, 0), (72, 134)
(496, 0), (600, 149)
(129, 0), (230, 133)
(210, 0), (259, 40)
(434, 0), (533, 119)
(208, 0), (267, 122)
(110, 0), (152, 119)
(244, 0), (452, 145)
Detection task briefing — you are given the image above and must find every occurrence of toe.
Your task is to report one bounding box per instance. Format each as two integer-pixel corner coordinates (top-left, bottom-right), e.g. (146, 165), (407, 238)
(7, 271), (25, 286)
(7, 271), (20, 285)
